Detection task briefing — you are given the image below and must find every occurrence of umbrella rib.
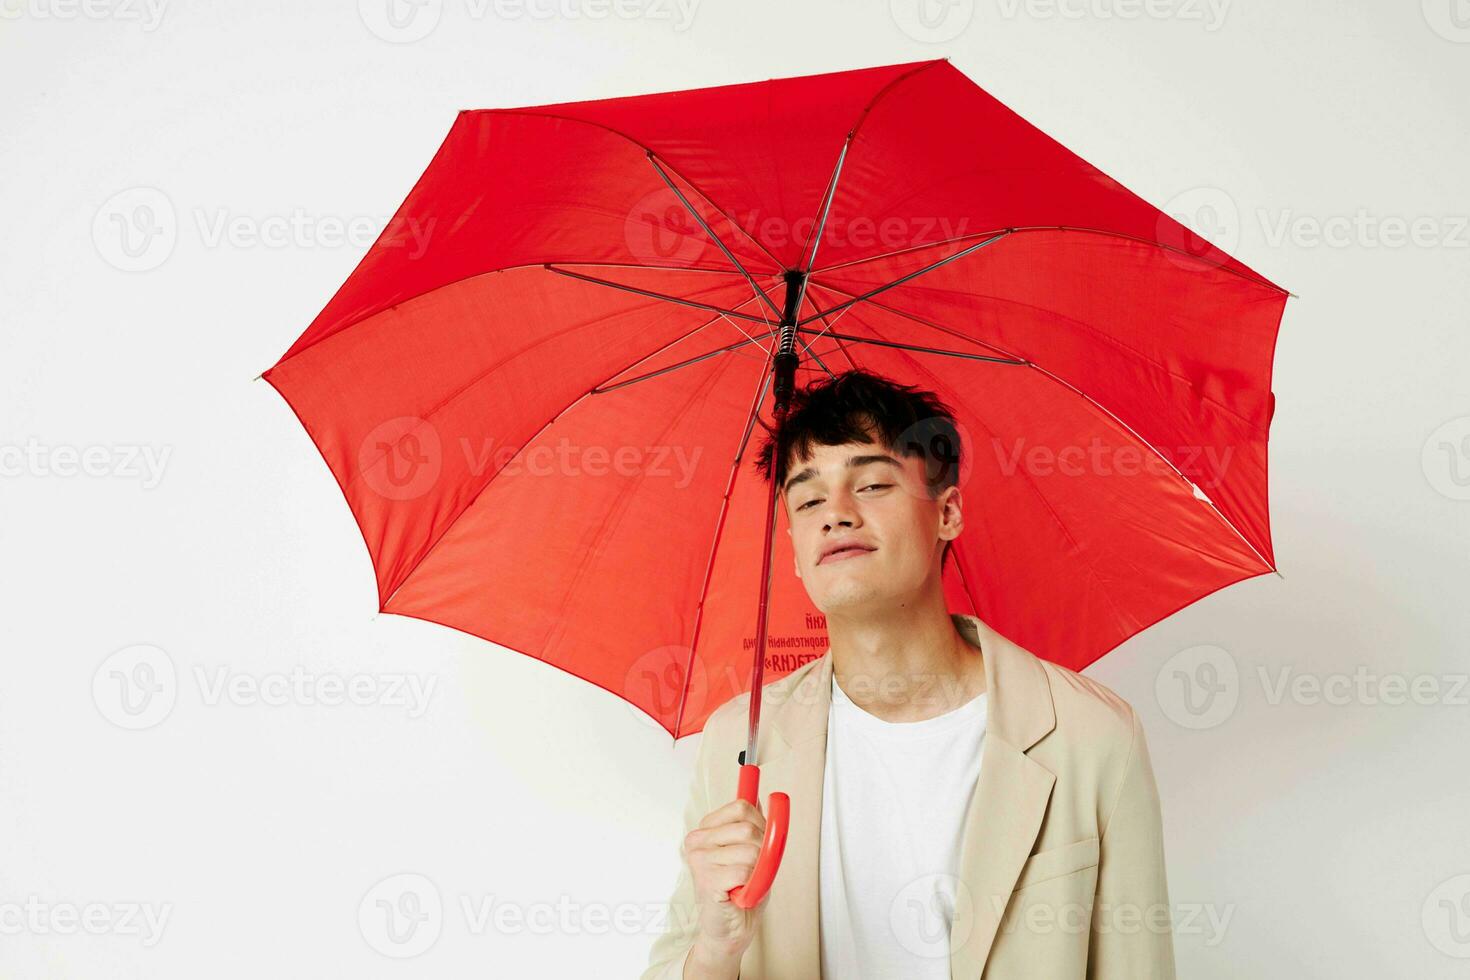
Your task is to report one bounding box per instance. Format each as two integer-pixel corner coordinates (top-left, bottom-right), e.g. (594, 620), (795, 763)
(1020, 358), (1280, 576)
(796, 230), (1012, 326)
(648, 153), (785, 320)
(487, 108), (787, 272)
(544, 265), (771, 324)
(551, 261), (751, 275)
(793, 327), (1028, 365)
(801, 138), (847, 273)
(804, 278), (1030, 363)
(591, 334), (768, 395)
(812, 226), (1293, 296)
(672, 340), (778, 740)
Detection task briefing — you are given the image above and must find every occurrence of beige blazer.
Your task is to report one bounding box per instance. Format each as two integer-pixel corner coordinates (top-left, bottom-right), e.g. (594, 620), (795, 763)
(643, 612), (1177, 979)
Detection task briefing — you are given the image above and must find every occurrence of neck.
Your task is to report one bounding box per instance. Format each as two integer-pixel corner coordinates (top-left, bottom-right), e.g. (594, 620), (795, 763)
(827, 592), (987, 723)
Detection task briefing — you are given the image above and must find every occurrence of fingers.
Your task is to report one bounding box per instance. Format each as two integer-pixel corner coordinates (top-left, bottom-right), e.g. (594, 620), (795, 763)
(696, 798), (764, 830)
(686, 818), (764, 853)
(706, 862), (759, 897)
(705, 843), (762, 868)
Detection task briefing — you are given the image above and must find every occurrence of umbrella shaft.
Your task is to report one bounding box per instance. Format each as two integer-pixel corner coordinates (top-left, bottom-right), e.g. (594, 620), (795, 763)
(745, 270), (806, 765)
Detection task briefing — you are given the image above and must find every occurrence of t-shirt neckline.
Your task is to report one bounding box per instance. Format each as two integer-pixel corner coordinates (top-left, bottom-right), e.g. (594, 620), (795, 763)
(830, 672), (987, 739)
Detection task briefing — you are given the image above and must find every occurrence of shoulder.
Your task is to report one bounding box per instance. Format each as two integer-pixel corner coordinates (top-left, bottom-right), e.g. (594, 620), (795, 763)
(1033, 656), (1145, 768)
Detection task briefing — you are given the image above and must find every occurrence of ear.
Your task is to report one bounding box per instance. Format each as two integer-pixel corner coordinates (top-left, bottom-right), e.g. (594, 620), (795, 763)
(937, 485), (964, 545)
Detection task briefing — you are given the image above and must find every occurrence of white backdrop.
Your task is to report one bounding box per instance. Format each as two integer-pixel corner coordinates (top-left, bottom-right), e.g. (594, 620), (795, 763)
(3, 1), (1468, 976)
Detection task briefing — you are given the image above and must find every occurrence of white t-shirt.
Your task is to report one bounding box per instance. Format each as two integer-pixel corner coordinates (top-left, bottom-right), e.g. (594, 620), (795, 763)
(818, 670), (988, 979)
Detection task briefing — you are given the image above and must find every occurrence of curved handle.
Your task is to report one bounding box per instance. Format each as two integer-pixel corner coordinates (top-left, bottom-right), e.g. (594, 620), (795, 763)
(726, 764), (790, 910)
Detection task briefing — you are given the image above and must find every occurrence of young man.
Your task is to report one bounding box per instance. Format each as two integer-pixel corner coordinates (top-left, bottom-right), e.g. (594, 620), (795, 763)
(643, 370), (1176, 979)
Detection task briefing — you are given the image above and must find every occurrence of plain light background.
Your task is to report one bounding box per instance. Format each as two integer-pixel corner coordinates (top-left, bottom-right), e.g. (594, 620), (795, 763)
(3, 1), (1468, 976)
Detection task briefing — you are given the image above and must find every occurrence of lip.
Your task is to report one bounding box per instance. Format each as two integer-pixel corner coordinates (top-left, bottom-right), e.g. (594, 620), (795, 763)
(818, 543), (877, 565)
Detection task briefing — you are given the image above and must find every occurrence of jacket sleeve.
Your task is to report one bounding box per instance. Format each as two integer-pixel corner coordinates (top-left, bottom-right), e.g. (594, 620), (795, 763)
(642, 719), (718, 980)
(1087, 706), (1177, 979)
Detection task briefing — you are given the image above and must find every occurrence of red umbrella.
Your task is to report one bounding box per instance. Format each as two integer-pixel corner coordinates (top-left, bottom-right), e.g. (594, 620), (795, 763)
(262, 58), (1287, 908)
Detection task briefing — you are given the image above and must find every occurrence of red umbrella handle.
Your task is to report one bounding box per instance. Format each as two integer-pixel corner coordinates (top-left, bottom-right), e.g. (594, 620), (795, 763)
(726, 764), (790, 909)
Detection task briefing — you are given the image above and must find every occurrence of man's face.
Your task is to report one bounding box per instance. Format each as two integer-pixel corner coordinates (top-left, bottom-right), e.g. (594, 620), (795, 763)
(782, 438), (962, 615)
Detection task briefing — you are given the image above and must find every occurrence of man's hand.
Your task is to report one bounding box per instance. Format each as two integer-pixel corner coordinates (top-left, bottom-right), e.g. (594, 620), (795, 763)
(681, 797), (771, 977)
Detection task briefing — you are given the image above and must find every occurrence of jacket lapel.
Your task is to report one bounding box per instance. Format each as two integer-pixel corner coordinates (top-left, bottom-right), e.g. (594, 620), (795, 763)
(748, 613), (1056, 980)
(950, 613), (1057, 978)
(750, 649), (833, 980)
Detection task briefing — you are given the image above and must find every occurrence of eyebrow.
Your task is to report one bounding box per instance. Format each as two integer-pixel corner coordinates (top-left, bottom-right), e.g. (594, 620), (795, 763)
(782, 453), (903, 494)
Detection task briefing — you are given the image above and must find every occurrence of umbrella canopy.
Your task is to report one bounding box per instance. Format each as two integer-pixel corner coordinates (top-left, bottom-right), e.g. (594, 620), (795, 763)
(263, 58), (1287, 740)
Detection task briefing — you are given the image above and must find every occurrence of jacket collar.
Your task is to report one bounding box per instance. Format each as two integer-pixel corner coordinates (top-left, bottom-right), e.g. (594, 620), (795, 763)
(768, 611), (1055, 754)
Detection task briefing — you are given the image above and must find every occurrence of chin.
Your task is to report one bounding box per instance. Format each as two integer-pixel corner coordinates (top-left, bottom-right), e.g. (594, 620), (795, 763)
(815, 580), (888, 613)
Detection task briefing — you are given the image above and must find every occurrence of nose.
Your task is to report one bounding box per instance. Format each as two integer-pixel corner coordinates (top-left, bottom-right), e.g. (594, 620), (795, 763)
(819, 487), (862, 533)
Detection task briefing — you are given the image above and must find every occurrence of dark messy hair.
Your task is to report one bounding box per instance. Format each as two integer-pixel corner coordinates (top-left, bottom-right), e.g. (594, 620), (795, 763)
(754, 369), (963, 568)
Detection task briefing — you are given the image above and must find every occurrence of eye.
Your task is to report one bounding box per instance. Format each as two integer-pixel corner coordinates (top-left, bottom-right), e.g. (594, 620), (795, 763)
(796, 483), (888, 511)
